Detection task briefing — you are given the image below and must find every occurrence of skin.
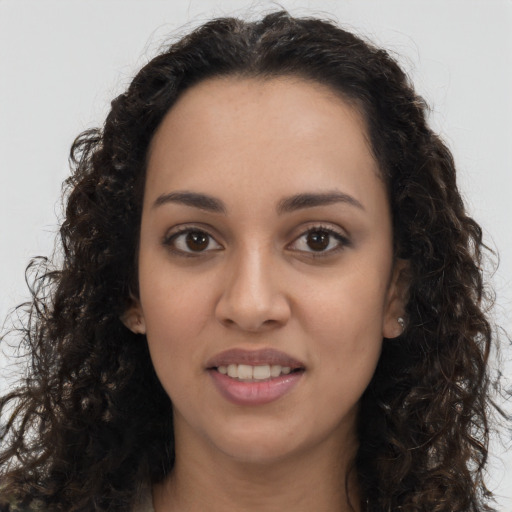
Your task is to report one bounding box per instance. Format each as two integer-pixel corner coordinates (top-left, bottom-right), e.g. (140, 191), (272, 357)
(124, 76), (407, 511)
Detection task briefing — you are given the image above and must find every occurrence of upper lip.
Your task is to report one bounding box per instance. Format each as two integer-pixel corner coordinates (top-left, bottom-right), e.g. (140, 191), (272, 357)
(206, 348), (305, 369)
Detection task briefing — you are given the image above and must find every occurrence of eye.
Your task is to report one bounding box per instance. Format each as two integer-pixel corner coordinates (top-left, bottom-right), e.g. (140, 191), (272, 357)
(164, 228), (222, 255)
(289, 227), (349, 255)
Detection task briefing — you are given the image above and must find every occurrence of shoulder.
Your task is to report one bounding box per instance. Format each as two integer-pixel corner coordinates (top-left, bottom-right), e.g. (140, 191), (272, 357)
(0, 497), (41, 512)
(0, 490), (43, 512)
(0, 496), (153, 512)
(0, 484), (153, 512)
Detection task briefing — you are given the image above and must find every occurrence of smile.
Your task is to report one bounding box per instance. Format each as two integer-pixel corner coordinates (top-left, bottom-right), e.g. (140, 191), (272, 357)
(206, 348), (305, 405)
(217, 364), (295, 381)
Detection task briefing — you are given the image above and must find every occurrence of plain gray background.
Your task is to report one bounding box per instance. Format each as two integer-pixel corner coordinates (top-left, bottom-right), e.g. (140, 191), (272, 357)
(1, 0), (511, 506)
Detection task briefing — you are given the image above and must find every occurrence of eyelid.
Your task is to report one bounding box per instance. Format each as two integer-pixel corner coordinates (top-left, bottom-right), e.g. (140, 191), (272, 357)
(163, 224), (223, 255)
(287, 223), (351, 255)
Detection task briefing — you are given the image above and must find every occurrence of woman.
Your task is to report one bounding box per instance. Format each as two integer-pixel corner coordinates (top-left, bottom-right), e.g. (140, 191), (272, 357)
(0, 11), (499, 512)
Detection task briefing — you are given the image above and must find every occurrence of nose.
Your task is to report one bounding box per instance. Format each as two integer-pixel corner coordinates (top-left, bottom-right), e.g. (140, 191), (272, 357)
(215, 246), (291, 332)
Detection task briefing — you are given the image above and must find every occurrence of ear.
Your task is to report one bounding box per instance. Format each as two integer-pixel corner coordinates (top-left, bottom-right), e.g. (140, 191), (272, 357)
(382, 258), (410, 339)
(121, 299), (146, 335)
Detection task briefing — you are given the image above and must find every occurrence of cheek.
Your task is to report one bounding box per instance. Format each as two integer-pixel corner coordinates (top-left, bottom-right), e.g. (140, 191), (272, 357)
(139, 264), (214, 341)
(138, 272), (216, 397)
(299, 266), (389, 338)
(296, 267), (389, 378)
(301, 287), (384, 421)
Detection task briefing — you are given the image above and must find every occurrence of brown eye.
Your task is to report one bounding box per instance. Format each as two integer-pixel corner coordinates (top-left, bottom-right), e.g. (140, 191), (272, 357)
(306, 230), (330, 251)
(166, 228), (222, 255)
(186, 231), (209, 251)
(289, 226), (350, 255)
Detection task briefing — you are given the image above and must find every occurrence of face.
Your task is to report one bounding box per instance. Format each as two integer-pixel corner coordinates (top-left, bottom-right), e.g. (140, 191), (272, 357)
(125, 77), (406, 466)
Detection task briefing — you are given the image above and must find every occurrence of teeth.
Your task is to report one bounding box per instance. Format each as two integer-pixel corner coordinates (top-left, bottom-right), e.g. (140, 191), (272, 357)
(237, 364), (253, 380)
(217, 364), (294, 380)
(270, 365), (281, 377)
(253, 365), (270, 379)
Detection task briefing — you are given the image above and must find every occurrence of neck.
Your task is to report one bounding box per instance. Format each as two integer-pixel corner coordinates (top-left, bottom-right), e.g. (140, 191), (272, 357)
(152, 427), (361, 512)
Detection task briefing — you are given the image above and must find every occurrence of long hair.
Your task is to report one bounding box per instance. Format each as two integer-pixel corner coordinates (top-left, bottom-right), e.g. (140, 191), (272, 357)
(0, 11), (497, 511)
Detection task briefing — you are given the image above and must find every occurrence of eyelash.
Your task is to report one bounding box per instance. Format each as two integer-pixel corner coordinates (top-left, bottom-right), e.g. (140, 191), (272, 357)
(163, 224), (350, 257)
(163, 226), (223, 257)
(288, 225), (351, 257)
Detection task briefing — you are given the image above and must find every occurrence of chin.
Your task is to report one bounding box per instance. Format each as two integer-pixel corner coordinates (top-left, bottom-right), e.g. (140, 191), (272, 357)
(209, 421), (306, 465)
(222, 441), (299, 466)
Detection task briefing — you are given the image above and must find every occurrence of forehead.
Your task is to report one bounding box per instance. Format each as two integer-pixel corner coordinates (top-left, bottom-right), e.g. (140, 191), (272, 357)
(149, 75), (372, 157)
(145, 76), (384, 213)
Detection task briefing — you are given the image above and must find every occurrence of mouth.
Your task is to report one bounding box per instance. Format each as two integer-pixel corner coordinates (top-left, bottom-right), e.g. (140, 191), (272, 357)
(212, 363), (304, 382)
(206, 348), (305, 405)
(206, 347), (305, 379)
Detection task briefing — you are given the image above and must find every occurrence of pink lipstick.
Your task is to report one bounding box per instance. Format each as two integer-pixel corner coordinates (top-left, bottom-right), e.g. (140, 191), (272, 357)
(206, 348), (305, 406)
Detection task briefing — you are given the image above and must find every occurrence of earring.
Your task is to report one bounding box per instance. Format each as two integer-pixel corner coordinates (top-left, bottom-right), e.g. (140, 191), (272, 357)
(397, 317), (405, 331)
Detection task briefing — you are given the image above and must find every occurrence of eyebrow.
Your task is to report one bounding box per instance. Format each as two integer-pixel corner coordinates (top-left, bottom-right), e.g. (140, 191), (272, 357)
(152, 191), (227, 214)
(276, 191), (364, 214)
(152, 190), (364, 215)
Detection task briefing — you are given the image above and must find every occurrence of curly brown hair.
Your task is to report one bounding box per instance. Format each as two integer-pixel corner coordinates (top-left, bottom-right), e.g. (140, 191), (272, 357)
(0, 10), (498, 512)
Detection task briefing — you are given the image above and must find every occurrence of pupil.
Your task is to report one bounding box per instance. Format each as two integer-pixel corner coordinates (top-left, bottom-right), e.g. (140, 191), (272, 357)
(307, 231), (329, 251)
(186, 232), (209, 251)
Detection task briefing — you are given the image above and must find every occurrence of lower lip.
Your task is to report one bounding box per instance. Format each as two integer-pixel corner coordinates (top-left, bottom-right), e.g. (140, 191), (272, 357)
(208, 369), (303, 406)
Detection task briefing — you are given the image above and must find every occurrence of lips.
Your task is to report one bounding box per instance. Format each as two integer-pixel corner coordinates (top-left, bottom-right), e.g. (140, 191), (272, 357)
(206, 348), (305, 406)
(206, 348), (305, 370)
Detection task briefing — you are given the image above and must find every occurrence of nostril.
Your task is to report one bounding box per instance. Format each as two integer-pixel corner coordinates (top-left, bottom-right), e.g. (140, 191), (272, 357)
(214, 275), (291, 331)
